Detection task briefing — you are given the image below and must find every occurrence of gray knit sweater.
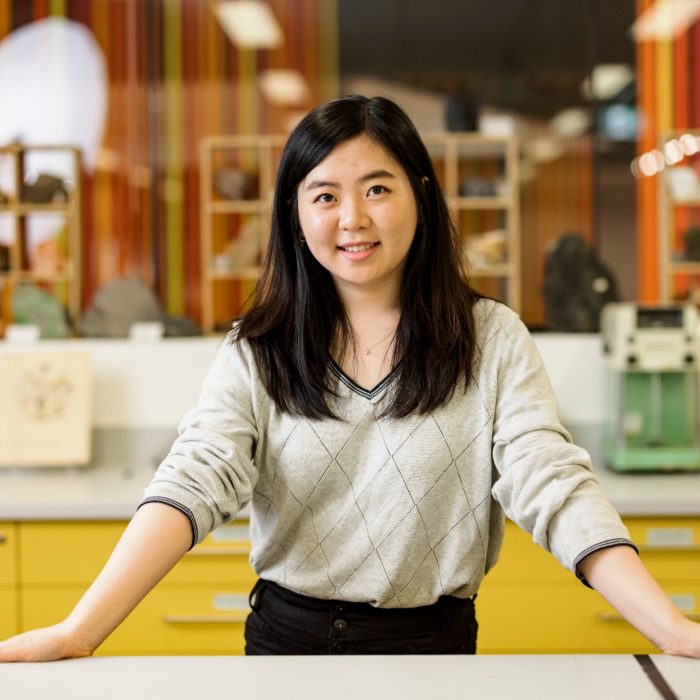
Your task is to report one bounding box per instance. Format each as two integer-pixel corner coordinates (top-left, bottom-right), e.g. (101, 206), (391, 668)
(142, 299), (634, 608)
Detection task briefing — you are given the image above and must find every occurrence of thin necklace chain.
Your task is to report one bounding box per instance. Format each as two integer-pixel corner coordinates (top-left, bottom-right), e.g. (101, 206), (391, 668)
(363, 327), (397, 355)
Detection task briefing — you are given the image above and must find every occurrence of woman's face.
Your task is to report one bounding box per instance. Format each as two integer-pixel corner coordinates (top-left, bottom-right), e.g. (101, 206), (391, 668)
(296, 134), (419, 302)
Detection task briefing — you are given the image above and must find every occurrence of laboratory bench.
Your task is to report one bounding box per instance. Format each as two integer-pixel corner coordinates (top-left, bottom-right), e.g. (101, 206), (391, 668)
(1, 654), (699, 700)
(0, 426), (699, 656)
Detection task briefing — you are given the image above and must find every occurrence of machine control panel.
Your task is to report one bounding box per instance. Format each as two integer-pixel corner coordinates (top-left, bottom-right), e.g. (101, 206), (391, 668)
(601, 303), (700, 371)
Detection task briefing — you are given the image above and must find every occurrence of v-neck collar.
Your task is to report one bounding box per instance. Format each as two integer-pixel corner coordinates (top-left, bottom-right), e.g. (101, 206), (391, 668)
(329, 358), (402, 400)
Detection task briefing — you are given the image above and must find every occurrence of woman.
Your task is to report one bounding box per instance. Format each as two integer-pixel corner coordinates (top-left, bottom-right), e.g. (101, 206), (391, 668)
(1, 95), (699, 659)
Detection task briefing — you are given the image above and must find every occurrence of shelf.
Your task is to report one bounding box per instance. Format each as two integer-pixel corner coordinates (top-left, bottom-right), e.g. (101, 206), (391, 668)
(447, 195), (512, 210)
(0, 144), (82, 334)
(206, 267), (262, 280)
(668, 198), (700, 207)
(669, 262), (700, 274)
(3, 270), (73, 282)
(205, 200), (267, 215)
(0, 203), (75, 215)
(470, 263), (514, 277)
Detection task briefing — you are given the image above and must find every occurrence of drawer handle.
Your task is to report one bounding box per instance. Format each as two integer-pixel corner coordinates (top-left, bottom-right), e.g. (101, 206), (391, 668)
(186, 546), (250, 557)
(596, 612), (700, 623)
(638, 544), (700, 553)
(163, 613), (249, 624)
(0, 534), (6, 544)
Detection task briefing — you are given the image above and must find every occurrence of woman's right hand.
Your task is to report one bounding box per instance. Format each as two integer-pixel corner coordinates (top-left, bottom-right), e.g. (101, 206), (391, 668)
(0, 621), (94, 662)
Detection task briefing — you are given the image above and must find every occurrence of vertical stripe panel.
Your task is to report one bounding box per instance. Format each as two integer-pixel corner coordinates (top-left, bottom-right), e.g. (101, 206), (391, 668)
(89, 0), (114, 288)
(637, 0), (658, 301)
(673, 29), (689, 296)
(182, 0), (200, 318)
(163, 0), (184, 316)
(693, 19), (700, 127)
(0, 0), (331, 326)
(49, 0), (66, 16)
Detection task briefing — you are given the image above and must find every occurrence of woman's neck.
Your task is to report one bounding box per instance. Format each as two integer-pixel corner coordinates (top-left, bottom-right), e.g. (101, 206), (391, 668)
(334, 286), (401, 391)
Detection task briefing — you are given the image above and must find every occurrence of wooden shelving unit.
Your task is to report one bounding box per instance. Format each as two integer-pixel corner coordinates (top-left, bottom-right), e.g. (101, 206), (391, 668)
(199, 134), (287, 333)
(0, 144), (82, 334)
(424, 132), (521, 312)
(199, 132), (521, 333)
(658, 129), (700, 302)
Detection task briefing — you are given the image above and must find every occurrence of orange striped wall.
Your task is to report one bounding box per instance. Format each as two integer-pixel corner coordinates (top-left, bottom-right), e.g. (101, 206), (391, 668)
(0, 0), (336, 323)
(636, 0), (700, 300)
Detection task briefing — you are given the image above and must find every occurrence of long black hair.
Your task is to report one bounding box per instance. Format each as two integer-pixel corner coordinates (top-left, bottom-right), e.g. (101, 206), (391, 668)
(235, 95), (478, 419)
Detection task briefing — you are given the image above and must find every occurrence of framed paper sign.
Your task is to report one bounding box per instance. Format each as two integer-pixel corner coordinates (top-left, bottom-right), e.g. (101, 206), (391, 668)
(0, 350), (92, 467)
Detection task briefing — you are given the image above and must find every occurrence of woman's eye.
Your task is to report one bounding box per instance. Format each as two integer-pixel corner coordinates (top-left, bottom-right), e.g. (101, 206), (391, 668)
(367, 185), (387, 196)
(315, 193), (335, 203)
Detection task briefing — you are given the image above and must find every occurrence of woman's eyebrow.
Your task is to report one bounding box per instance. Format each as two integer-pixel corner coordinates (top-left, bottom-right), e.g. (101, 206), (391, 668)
(304, 178), (339, 190)
(358, 169), (396, 183)
(304, 169), (396, 191)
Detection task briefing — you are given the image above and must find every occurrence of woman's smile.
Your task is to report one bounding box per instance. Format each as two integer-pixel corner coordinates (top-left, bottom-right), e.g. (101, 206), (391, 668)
(336, 240), (380, 259)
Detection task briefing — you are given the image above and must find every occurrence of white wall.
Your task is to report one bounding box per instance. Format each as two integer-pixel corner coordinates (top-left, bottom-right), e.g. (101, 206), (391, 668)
(0, 332), (604, 428)
(0, 336), (224, 428)
(532, 333), (603, 426)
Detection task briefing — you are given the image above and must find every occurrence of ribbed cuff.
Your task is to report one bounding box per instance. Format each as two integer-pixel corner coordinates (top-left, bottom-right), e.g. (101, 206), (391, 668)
(137, 497), (198, 549)
(573, 538), (639, 588)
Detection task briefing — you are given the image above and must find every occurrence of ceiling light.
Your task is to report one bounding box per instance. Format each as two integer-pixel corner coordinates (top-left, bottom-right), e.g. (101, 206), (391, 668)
(549, 108), (591, 137)
(259, 69), (310, 105)
(581, 64), (634, 101)
(214, 1), (283, 49)
(631, 0), (700, 41)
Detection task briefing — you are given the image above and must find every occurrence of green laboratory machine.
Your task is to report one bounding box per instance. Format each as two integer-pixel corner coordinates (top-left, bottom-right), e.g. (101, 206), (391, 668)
(601, 303), (700, 472)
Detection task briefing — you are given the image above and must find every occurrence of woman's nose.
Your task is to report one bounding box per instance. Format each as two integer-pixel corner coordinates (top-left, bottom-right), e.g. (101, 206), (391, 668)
(338, 196), (369, 231)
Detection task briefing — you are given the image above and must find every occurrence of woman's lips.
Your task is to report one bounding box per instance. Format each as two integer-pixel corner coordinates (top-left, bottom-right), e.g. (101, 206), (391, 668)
(337, 241), (380, 260)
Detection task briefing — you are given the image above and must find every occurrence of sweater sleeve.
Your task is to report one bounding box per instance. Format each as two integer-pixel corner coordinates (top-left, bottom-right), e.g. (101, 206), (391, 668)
(140, 334), (259, 547)
(488, 311), (636, 579)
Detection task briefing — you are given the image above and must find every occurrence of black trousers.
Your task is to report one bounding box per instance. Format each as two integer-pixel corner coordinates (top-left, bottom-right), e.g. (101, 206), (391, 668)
(244, 579), (478, 655)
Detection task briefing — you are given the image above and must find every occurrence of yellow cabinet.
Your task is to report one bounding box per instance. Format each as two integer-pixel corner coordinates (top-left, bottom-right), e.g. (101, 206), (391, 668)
(626, 517), (700, 581)
(0, 522), (18, 638)
(20, 522), (124, 585)
(17, 519), (255, 655)
(11, 513), (700, 655)
(22, 586), (249, 655)
(0, 588), (17, 638)
(0, 521), (17, 584)
(477, 517), (700, 654)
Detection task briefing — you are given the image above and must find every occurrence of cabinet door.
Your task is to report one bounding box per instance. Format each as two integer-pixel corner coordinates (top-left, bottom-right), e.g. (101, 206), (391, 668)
(22, 586), (249, 655)
(476, 582), (656, 654)
(479, 517), (700, 653)
(18, 520), (255, 655)
(0, 588), (17, 638)
(484, 520), (570, 585)
(20, 522), (125, 584)
(163, 520), (256, 588)
(0, 522), (17, 584)
(19, 520), (256, 588)
(624, 517), (700, 581)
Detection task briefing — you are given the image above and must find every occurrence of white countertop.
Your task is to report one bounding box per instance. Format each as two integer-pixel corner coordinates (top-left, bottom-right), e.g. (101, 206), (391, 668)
(0, 654), (698, 700)
(0, 425), (698, 521)
(571, 425), (700, 517)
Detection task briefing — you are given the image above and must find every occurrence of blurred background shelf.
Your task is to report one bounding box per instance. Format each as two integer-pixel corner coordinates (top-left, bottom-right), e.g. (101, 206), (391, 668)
(0, 143), (82, 334)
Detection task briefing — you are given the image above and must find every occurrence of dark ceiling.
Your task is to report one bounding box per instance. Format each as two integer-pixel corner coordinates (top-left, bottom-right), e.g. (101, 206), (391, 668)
(338, 0), (636, 119)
